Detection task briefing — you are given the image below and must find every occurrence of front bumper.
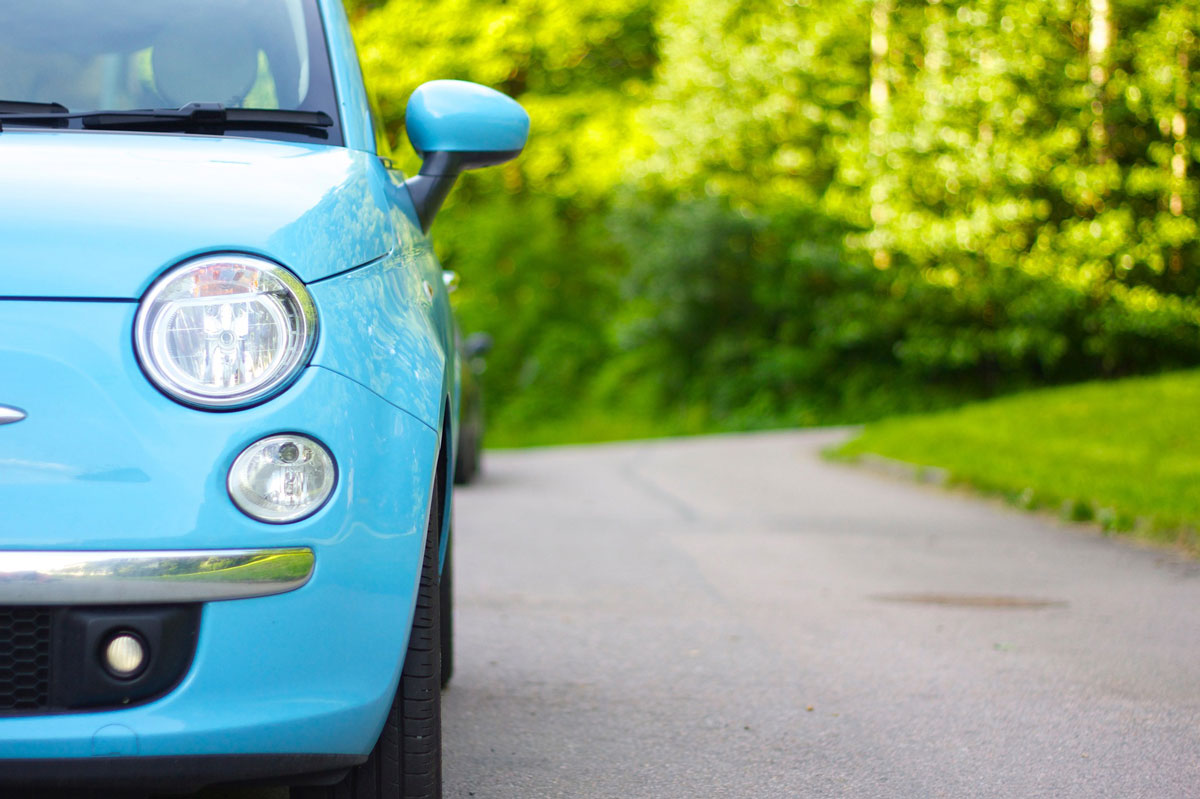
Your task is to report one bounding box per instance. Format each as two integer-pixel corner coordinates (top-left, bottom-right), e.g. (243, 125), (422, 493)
(0, 547), (314, 604)
(0, 299), (440, 774)
(0, 577), (416, 757)
(0, 753), (363, 791)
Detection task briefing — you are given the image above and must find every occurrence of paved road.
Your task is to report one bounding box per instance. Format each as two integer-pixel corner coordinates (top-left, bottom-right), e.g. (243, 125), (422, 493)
(210, 429), (1200, 798)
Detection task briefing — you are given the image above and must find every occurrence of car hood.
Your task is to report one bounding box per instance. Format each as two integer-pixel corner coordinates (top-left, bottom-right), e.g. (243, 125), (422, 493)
(0, 131), (395, 298)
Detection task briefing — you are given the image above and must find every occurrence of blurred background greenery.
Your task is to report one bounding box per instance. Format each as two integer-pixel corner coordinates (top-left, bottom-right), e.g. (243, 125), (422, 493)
(345, 0), (1200, 447)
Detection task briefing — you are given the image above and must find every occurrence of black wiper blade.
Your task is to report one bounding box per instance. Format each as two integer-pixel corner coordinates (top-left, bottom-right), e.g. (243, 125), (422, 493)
(0, 100), (68, 114)
(0, 100), (70, 129)
(0, 103), (332, 135)
(80, 103), (333, 133)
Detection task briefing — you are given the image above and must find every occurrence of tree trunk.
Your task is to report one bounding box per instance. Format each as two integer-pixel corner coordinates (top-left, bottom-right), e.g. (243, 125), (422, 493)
(1089, 0), (1110, 162)
(869, 0), (892, 269)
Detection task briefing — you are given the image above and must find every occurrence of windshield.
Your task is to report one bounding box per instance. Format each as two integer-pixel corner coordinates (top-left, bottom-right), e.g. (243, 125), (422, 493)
(0, 0), (341, 144)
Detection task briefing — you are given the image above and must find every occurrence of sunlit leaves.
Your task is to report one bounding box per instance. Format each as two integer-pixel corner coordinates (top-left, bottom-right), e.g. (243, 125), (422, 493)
(348, 0), (1200, 436)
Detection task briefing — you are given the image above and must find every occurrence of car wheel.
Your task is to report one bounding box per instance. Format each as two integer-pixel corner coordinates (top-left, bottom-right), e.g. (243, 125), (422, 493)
(292, 481), (443, 799)
(452, 435), (478, 485)
(439, 523), (453, 689)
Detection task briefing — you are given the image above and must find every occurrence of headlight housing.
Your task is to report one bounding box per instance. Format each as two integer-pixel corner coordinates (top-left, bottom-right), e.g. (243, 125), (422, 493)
(228, 433), (337, 523)
(135, 254), (317, 409)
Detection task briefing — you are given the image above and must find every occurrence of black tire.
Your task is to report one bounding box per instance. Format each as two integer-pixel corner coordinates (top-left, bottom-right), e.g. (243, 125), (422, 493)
(452, 435), (478, 485)
(292, 484), (443, 799)
(439, 524), (453, 689)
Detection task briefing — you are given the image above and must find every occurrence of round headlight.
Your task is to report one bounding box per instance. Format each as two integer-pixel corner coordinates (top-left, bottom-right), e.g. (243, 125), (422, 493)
(135, 255), (317, 409)
(228, 433), (336, 523)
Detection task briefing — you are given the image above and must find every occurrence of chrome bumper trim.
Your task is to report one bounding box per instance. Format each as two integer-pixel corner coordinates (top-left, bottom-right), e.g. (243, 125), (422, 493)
(0, 547), (314, 605)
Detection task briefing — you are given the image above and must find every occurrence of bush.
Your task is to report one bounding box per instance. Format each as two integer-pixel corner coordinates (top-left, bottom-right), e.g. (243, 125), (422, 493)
(605, 196), (1200, 429)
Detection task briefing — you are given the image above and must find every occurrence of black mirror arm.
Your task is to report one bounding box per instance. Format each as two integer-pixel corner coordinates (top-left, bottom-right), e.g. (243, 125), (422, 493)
(405, 149), (523, 234)
(405, 172), (457, 234)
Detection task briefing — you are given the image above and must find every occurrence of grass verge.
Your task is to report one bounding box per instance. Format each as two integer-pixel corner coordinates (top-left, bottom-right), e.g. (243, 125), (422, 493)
(831, 369), (1200, 553)
(485, 405), (715, 448)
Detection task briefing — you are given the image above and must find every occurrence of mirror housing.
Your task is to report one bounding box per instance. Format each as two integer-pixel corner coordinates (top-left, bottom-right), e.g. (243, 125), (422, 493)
(404, 80), (529, 232)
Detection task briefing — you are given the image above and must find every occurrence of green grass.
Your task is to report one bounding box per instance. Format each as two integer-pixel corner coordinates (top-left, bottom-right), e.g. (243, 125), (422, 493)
(485, 404), (715, 448)
(833, 369), (1200, 552)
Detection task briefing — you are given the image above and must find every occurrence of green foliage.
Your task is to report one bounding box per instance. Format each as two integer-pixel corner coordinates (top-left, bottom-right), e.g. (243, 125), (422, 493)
(350, 0), (655, 188)
(434, 191), (624, 430)
(835, 369), (1200, 551)
(629, 0), (870, 207)
(349, 0), (655, 440)
(349, 0), (1200, 445)
(607, 194), (1200, 429)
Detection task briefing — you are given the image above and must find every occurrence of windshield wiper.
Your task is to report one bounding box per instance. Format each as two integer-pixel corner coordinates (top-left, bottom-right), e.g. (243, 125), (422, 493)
(0, 103), (332, 135)
(81, 103), (333, 133)
(0, 100), (68, 114)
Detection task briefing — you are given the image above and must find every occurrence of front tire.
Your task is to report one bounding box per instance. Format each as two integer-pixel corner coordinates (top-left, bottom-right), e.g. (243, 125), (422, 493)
(439, 523), (453, 689)
(292, 482), (443, 799)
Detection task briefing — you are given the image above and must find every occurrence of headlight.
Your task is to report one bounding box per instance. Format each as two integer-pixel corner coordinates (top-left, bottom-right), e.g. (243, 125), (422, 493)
(228, 434), (336, 523)
(135, 255), (317, 409)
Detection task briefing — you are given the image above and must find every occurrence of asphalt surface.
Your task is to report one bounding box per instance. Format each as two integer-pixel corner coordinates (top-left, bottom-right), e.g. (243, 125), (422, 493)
(205, 429), (1200, 798)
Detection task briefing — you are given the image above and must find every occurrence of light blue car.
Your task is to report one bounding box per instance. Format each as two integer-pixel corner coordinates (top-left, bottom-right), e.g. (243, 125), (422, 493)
(0, 2), (527, 797)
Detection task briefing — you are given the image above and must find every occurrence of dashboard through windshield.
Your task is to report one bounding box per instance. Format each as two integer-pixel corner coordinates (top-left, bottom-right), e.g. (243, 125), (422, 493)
(0, 0), (341, 144)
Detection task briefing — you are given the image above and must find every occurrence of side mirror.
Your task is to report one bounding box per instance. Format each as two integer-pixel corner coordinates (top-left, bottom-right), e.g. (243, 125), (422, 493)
(404, 80), (529, 232)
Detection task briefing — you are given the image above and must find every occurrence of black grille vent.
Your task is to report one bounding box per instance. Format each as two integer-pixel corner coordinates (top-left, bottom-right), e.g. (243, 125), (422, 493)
(0, 607), (51, 711)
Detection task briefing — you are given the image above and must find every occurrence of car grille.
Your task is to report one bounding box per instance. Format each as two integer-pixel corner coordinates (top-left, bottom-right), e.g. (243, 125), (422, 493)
(0, 607), (51, 712)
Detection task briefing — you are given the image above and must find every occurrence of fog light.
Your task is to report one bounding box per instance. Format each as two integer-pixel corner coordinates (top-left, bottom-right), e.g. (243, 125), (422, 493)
(228, 433), (336, 523)
(103, 633), (147, 679)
